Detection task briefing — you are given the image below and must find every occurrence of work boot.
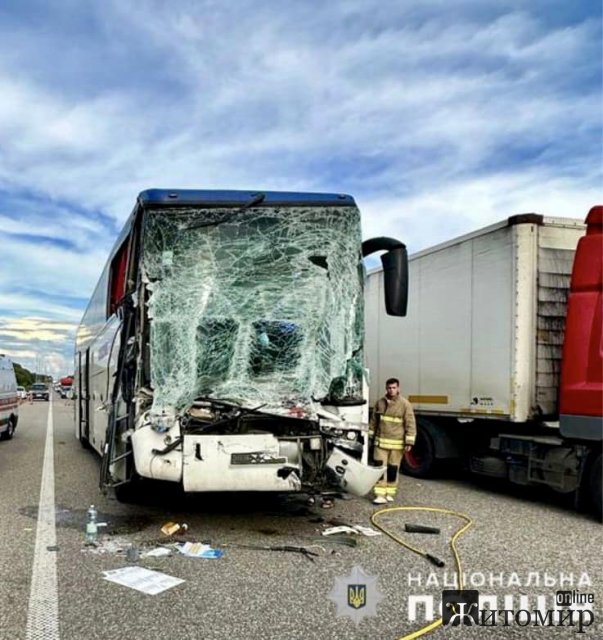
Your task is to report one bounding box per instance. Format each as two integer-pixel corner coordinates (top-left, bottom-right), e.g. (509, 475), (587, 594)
(373, 496), (387, 505)
(386, 495), (395, 503)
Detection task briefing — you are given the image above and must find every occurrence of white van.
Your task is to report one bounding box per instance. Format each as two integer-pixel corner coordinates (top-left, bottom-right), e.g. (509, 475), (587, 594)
(0, 355), (19, 441)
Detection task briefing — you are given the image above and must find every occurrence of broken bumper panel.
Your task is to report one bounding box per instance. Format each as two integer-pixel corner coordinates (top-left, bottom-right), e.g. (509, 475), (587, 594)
(182, 434), (302, 492)
(326, 447), (385, 496)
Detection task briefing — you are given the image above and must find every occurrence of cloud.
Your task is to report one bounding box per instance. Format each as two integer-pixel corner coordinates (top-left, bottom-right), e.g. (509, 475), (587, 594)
(0, 317), (76, 376)
(359, 169), (600, 252)
(0, 1), (600, 374)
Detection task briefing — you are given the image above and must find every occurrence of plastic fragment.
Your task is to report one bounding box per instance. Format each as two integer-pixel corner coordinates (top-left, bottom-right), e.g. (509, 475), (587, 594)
(161, 522), (189, 536)
(177, 542), (224, 559)
(142, 547), (172, 558)
(321, 525), (381, 537)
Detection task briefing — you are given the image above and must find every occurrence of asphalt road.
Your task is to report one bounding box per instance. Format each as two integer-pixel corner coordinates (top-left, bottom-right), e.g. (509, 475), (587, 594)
(0, 397), (601, 640)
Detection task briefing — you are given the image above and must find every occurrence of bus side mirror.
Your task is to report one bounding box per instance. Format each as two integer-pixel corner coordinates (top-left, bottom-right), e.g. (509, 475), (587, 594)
(362, 237), (408, 317)
(381, 245), (408, 316)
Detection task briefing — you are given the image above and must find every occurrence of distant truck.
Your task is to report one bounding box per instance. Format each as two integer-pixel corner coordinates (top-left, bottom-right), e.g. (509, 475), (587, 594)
(59, 376), (74, 398)
(366, 208), (602, 516)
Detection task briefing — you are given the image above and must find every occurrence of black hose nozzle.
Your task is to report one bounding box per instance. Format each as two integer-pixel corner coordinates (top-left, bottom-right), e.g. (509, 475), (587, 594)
(425, 553), (445, 567)
(404, 523), (440, 534)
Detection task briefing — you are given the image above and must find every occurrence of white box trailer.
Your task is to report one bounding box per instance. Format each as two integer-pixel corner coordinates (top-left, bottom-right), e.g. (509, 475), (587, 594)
(366, 214), (585, 422)
(365, 213), (603, 515)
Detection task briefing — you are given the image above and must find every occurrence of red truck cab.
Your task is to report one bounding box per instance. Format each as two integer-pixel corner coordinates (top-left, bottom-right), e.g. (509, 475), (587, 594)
(560, 205), (603, 440)
(560, 205), (602, 517)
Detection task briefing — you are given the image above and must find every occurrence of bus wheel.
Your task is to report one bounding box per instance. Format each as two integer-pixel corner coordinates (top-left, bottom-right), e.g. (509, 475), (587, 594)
(401, 427), (436, 478)
(114, 480), (142, 504)
(1, 417), (15, 441)
(589, 452), (602, 521)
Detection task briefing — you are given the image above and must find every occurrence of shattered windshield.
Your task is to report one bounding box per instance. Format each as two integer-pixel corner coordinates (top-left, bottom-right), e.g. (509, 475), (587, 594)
(142, 204), (364, 418)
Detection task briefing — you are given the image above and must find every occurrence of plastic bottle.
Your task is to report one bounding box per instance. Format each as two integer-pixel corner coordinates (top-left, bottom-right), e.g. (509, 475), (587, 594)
(86, 505), (98, 544)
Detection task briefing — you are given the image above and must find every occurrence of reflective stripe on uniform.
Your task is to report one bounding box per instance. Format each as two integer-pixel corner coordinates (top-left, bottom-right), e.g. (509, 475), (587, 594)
(375, 437), (404, 450)
(381, 415), (403, 424)
(374, 486), (387, 496)
(385, 485), (397, 496)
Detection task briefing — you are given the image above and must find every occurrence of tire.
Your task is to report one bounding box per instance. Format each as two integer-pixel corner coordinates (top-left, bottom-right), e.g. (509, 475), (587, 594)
(1, 417), (15, 441)
(79, 425), (91, 450)
(114, 479), (143, 504)
(589, 452), (602, 521)
(401, 426), (436, 478)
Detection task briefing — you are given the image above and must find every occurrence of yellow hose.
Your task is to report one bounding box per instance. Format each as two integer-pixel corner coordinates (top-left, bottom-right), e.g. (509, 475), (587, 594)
(370, 506), (473, 640)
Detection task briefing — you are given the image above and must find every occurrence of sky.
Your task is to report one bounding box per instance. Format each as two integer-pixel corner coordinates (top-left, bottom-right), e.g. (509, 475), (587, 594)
(0, 0), (601, 377)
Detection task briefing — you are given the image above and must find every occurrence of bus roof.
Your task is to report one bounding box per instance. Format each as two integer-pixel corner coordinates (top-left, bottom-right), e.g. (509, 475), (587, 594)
(138, 189), (356, 208)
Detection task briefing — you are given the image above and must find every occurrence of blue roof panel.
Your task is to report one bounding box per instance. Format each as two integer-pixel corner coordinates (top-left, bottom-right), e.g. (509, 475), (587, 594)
(138, 189), (356, 207)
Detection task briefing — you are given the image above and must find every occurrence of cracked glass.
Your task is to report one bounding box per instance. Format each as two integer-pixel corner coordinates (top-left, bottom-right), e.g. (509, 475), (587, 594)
(142, 205), (365, 418)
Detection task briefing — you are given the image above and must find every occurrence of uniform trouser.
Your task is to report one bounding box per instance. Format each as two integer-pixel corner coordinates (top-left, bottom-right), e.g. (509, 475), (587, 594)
(373, 446), (403, 498)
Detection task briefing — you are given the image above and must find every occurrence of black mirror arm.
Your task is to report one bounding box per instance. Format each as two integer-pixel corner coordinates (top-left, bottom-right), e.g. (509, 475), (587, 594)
(362, 237), (406, 257)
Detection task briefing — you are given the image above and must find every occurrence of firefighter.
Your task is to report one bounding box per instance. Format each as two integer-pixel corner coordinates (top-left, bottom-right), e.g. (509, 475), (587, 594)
(370, 377), (416, 505)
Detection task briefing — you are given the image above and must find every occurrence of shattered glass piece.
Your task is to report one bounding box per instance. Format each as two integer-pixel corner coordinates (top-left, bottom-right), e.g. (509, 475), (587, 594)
(142, 205), (365, 418)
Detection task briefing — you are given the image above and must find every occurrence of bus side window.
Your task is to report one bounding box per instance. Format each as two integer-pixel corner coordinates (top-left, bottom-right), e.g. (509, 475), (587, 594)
(108, 241), (129, 317)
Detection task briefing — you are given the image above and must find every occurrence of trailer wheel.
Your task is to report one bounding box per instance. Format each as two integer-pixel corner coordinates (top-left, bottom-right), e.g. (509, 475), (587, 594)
(589, 452), (602, 521)
(402, 427), (436, 478)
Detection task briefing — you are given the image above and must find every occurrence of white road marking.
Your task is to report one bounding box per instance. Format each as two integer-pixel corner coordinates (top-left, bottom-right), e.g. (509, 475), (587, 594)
(25, 396), (59, 640)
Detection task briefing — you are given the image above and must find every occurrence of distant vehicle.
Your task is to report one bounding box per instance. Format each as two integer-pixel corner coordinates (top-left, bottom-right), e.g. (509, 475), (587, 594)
(16, 386), (26, 400)
(59, 375), (74, 399)
(30, 383), (50, 401)
(0, 355), (19, 440)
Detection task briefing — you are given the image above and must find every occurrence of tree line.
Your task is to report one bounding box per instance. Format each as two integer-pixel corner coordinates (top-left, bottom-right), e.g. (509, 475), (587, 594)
(13, 362), (52, 388)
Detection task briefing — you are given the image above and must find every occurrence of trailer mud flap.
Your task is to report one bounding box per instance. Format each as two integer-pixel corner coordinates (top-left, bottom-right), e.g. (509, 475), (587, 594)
(182, 434), (302, 492)
(326, 447), (385, 496)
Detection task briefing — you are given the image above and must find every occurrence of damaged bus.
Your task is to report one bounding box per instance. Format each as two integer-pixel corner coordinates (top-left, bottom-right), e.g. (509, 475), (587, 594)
(75, 190), (407, 500)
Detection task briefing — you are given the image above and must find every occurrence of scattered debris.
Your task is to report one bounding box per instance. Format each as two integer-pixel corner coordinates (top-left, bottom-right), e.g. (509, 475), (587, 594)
(312, 535), (357, 547)
(126, 546), (140, 562)
(326, 517), (353, 527)
(160, 522), (189, 536)
(102, 566), (184, 595)
(82, 536), (131, 555)
(177, 542), (224, 559)
(223, 543), (319, 562)
(142, 547), (172, 558)
(46, 545), (59, 552)
(322, 525), (381, 537)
